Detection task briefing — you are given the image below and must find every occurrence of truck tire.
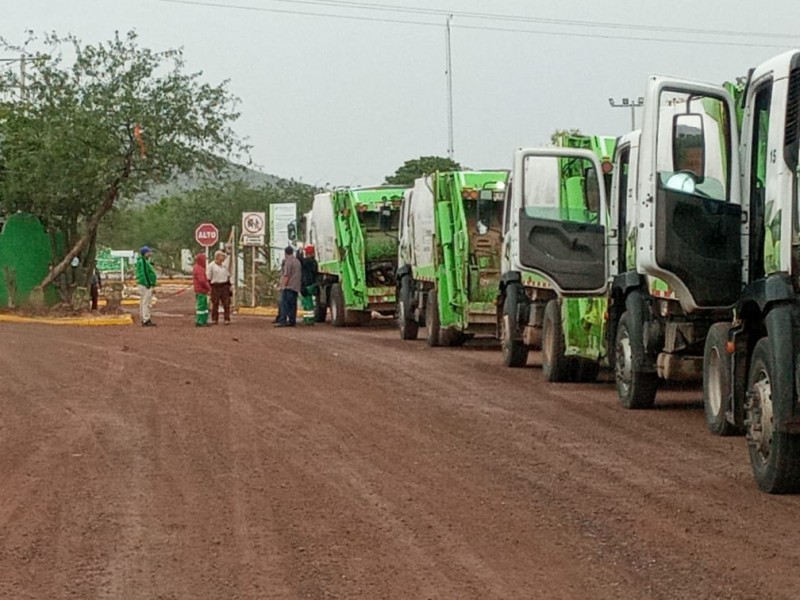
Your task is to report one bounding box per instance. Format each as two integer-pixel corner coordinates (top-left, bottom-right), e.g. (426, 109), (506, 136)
(703, 322), (743, 436)
(746, 337), (800, 493)
(315, 289), (328, 323)
(501, 284), (529, 367)
(440, 329), (467, 347)
(576, 358), (600, 383)
(345, 310), (370, 327)
(542, 299), (572, 382)
(330, 283), (346, 328)
(426, 289), (441, 347)
(397, 277), (419, 340)
(614, 311), (658, 409)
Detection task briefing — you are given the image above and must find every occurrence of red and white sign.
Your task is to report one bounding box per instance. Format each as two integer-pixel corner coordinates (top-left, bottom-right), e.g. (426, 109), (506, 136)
(195, 223), (219, 247)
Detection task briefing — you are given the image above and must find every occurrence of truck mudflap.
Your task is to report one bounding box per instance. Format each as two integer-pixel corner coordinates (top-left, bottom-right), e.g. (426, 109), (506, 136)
(765, 302), (800, 432)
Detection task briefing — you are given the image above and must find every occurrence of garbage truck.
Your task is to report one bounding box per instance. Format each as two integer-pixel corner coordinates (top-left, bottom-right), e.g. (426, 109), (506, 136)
(497, 135), (616, 382)
(682, 50), (800, 493)
(396, 170), (509, 346)
(309, 186), (407, 326)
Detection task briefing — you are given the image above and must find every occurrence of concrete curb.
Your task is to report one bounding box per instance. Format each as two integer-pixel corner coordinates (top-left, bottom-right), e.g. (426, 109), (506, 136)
(0, 313), (134, 327)
(236, 306), (279, 317)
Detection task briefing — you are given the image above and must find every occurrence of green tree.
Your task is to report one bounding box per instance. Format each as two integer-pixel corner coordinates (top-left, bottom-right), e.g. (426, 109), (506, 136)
(0, 31), (247, 301)
(384, 156), (461, 186)
(98, 178), (315, 273)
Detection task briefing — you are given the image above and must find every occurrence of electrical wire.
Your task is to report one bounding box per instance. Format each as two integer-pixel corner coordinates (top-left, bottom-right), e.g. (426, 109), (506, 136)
(255, 0), (800, 41)
(158, 0), (798, 49)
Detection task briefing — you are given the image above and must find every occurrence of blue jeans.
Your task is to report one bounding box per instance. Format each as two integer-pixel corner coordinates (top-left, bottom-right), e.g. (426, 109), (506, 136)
(279, 289), (298, 325)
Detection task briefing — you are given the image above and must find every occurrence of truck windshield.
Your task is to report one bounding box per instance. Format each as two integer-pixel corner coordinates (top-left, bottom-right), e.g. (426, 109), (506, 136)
(522, 155), (602, 224)
(360, 209), (399, 232)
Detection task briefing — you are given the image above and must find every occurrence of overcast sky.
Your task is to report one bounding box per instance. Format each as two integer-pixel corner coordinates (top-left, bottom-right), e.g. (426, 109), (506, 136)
(4, 0), (799, 186)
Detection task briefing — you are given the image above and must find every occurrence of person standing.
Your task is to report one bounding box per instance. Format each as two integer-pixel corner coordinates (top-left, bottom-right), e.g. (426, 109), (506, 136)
(90, 267), (102, 311)
(193, 253), (211, 327)
(300, 245), (319, 324)
(208, 250), (232, 325)
(275, 246), (302, 327)
(135, 246), (157, 327)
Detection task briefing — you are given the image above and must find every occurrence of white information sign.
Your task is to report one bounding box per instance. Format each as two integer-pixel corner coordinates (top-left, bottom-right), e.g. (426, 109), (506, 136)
(269, 203), (297, 268)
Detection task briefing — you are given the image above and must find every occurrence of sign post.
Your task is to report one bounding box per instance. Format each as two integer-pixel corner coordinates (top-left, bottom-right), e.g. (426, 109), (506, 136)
(241, 212), (266, 247)
(241, 212), (266, 307)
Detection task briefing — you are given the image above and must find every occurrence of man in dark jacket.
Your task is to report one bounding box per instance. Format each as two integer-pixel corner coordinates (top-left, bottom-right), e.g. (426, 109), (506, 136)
(300, 245), (319, 323)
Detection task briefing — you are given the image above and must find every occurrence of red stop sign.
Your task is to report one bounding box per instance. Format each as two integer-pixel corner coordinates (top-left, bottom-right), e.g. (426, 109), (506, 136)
(195, 223), (219, 247)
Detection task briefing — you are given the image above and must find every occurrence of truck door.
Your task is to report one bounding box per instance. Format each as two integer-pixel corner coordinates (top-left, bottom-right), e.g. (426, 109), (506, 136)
(637, 77), (743, 312)
(510, 147), (610, 295)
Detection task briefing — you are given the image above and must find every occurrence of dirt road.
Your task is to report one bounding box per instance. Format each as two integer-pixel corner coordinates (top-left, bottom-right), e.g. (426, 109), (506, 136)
(1, 295), (799, 599)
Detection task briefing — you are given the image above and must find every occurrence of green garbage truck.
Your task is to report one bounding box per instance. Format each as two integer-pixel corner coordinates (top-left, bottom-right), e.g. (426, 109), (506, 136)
(310, 186), (407, 327)
(497, 135), (616, 382)
(396, 170), (509, 346)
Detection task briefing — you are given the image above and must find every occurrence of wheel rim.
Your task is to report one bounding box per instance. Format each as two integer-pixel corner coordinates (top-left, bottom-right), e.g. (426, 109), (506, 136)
(397, 299), (406, 327)
(332, 299), (338, 322)
(707, 347), (723, 417)
(615, 325), (633, 398)
(749, 367), (774, 465)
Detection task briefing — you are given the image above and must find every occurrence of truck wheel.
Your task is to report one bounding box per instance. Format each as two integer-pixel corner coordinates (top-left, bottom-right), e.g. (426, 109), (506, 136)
(501, 285), (529, 367)
(426, 289), (441, 347)
(397, 278), (419, 340)
(614, 311), (658, 409)
(346, 310), (370, 327)
(330, 283), (346, 328)
(440, 329), (467, 347)
(746, 338), (800, 493)
(315, 290), (328, 323)
(576, 358), (600, 383)
(703, 322), (743, 436)
(542, 299), (572, 382)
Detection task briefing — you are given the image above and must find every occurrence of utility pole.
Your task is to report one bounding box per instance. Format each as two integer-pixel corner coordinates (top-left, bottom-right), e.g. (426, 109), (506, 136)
(608, 97), (644, 130)
(445, 15), (454, 160)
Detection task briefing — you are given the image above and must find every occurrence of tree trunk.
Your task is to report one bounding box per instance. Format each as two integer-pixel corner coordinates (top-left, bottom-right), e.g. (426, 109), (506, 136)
(37, 156), (131, 292)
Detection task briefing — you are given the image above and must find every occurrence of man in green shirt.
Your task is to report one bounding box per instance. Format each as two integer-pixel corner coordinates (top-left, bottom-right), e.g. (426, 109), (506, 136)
(136, 246), (158, 327)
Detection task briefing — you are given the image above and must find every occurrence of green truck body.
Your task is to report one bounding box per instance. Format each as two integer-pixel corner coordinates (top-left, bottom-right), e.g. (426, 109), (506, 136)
(397, 170), (508, 345)
(312, 186), (407, 326)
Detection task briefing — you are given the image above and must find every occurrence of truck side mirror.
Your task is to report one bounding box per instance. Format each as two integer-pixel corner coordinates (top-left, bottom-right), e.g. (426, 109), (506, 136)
(287, 221), (298, 242)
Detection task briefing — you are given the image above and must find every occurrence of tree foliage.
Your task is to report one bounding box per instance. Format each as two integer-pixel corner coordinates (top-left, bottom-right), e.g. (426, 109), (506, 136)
(98, 179), (314, 273)
(384, 156), (461, 186)
(0, 31), (247, 301)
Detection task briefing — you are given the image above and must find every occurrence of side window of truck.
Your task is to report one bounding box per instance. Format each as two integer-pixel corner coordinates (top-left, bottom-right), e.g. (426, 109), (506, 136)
(657, 91), (732, 203)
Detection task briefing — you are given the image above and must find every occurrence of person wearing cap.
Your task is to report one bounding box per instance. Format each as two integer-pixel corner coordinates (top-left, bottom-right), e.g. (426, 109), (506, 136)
(208, 249), (233, 325)
(300, 245), (319, 324)
(192, 253), (211, 327)
(275, 246), (302, 327)
(135, 246), (158, 327)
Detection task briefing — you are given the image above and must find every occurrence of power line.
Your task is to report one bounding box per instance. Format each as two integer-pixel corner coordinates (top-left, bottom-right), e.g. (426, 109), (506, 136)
(159, 0), (797, 49)
(258, 0), (800, 41)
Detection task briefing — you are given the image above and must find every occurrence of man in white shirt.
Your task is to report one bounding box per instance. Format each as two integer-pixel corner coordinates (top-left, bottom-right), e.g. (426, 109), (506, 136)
(207, 250), (232, 325)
